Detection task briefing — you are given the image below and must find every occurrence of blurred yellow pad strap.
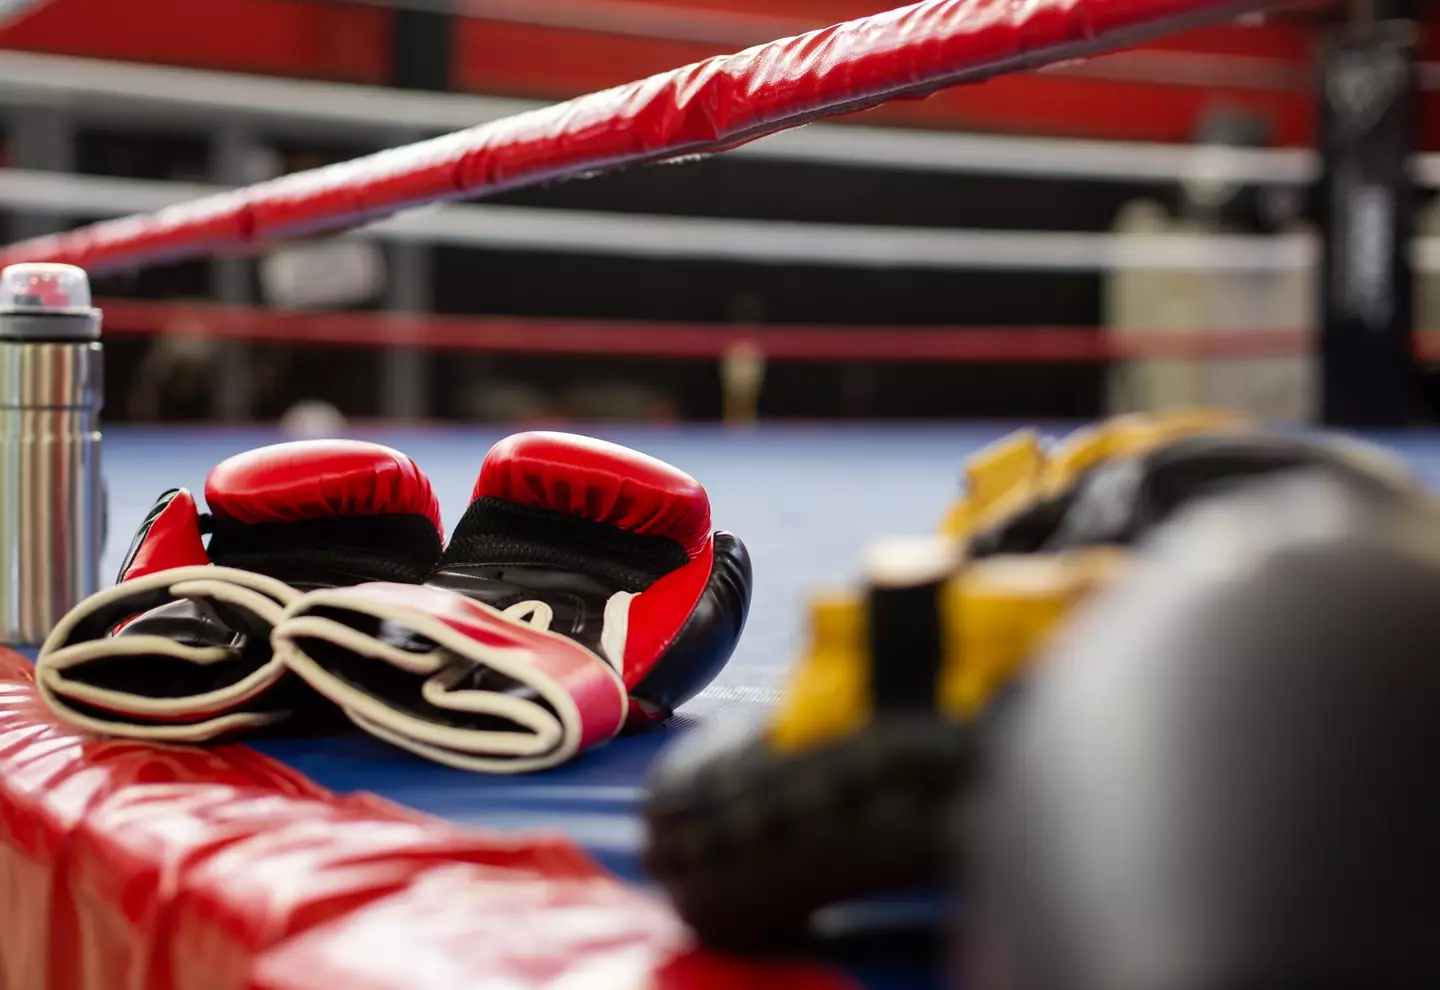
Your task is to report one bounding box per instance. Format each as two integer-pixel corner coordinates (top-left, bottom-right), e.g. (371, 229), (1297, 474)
(767, 549), (1124, 755)
(769, 592), (868, 754)
(940, 429), (1044, 539)
(940, 549), (1125, 716)
(943, 408), (1257, 543)
(1042, 408), (1255, 493)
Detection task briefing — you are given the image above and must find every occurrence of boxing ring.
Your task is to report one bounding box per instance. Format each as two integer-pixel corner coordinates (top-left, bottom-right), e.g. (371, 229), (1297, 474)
(0, 1), (1416, 988)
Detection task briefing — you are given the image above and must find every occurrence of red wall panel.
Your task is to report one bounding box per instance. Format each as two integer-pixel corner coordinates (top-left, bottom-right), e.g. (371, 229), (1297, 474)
(878, 73), (1317, 145)
(0, 0), (392, 82)
(456, 21), (722, 99)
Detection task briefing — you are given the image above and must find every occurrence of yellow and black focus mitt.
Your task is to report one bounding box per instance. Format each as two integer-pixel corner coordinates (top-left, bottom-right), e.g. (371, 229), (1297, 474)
(643, 535), (1118, 949)
(642, 538), (1111, 949)
(643, 412), (1420, 949)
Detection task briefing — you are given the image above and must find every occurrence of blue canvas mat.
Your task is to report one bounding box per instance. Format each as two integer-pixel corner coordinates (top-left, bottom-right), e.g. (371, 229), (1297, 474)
(92, 423), (1440, 989)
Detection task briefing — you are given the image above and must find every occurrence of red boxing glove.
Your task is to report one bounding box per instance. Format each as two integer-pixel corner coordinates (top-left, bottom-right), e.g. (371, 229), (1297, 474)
(36, 440), (444, 742)
(273, 431), (752, 772)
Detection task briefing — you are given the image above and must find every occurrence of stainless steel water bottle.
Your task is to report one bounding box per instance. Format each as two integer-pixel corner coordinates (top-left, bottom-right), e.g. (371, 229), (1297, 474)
(0, 263), (103, 646)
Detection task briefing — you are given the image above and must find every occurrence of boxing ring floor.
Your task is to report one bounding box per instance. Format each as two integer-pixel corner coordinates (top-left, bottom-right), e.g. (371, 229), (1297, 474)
(78, 423), (1440, 989)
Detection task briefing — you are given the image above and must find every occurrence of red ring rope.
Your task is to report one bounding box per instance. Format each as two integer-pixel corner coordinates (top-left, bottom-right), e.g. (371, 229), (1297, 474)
(0, 0), (1283, 275)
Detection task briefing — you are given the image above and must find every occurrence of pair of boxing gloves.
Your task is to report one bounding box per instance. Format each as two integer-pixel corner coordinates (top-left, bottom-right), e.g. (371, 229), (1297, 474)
(35, 432), (752, 773)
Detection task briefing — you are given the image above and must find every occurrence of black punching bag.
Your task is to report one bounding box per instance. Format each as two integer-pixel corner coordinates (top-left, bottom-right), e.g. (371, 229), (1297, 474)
(971, 471), (1440, 990)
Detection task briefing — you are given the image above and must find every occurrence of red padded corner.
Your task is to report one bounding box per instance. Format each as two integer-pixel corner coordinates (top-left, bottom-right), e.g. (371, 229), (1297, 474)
(59, 785), (599, 990)
(0, 659), (616, 990)
(0, 668), (328, 990)
(247, 866), (859, 990)
(474, 432), (712, 559)
(0, 653), (856, 990)
(0, 647), (33, 681)
(205, 440), (444, 540)
(120, 488), (210, 582)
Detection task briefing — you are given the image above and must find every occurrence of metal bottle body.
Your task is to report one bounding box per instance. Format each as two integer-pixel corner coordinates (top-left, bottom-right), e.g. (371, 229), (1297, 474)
(0, 313), (104, 646)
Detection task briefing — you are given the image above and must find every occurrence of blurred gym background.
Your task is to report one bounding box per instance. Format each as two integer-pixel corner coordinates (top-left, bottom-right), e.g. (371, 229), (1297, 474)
(0, 0), (1435, 426)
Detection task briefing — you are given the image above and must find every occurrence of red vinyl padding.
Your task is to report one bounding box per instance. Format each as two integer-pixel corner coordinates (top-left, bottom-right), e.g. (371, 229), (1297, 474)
(0, 0), (1268, 273)
(0, 648), (855, 990)
(248, 865), (855, 990)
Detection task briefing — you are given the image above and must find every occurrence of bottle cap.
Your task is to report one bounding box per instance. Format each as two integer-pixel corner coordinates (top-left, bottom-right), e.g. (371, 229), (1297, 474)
(0, 263), (93, 315)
